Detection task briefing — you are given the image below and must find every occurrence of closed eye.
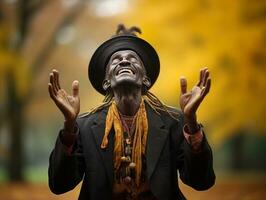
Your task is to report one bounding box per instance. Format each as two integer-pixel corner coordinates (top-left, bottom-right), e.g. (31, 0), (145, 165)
(130, 57), (138, 63)
(112, 58), (120, 64)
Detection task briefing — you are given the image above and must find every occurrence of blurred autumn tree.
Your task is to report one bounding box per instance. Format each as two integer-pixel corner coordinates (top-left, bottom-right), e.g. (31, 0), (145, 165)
(0, 0), (86, 181)
(121, 0), (266, 169)
(0, 0), (265, 182)
(129, 0), (266, 143)
(126, 0), (266, 169)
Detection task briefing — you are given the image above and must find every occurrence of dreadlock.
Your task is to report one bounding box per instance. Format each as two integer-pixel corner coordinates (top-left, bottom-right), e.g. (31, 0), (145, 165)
(143, 91), (180, 120)
(89, 90), (179, 121)
(89, 91), (113, 114)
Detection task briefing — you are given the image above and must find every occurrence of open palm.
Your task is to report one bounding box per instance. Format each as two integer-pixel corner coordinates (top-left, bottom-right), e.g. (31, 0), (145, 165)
(48, 69), (80, 122)
(180, 68), (211, 117)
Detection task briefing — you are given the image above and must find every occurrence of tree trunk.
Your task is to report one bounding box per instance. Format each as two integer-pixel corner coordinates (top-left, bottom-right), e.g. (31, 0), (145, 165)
(3, 0), (85, 181)
(6, 71), (25, 181)
(231, 132), (245, 170)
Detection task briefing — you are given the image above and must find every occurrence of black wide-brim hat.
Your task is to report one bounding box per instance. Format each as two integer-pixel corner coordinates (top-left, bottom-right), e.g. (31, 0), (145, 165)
(88, 26), (160, 95)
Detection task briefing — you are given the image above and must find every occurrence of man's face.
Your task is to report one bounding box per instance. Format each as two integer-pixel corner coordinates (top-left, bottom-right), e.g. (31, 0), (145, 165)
(103, 50), (148, 91)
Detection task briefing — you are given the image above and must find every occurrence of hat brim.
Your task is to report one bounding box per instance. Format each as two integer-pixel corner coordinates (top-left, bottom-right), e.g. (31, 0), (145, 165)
(88, 35), (160, 95)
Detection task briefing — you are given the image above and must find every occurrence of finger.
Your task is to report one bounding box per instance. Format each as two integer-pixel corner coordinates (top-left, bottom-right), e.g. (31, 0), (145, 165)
(72, 80), (79, 97)
(52, 70), (58, 91)
(48, 83), (56, 101)
(200, 67), (208, 86)
(49, 73), (58, 94)
(201, 77), (211, 98)
(50, 73), (58, 92)
(196, 68), (204, 86)
(202, 70), (209, 86)
(180, 76), (187, 95)
(49, 73), (53, 84)
(52, 69), (61, 90)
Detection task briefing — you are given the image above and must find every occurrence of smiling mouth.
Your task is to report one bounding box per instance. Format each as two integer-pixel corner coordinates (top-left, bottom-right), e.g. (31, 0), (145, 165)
(116, 68), (135, 76)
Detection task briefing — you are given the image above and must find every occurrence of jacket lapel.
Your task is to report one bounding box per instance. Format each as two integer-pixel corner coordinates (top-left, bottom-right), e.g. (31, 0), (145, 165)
(145, 105), (169, 180)
(91, 108), (114, 186)
(90, 104), (169, 184)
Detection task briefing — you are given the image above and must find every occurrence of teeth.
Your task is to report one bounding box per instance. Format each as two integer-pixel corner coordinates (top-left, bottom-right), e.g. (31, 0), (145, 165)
(118, 69), (133, 75)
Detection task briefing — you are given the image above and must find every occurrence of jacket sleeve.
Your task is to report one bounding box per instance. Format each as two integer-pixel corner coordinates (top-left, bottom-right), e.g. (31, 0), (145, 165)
(176, 115), (215, 191)
(48, 128), (85, 194)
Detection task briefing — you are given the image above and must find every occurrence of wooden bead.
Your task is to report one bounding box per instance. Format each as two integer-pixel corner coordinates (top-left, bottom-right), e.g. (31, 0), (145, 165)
(129, 162), (136, 169)
(121, 156), (131, 163)
(125, 138), (131, 145)
(124, 176), (132, 184)
(121, 156), (127, 162)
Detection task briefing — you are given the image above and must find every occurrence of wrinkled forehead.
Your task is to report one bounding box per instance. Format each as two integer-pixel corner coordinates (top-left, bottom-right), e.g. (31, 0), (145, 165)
(109, 49), (142, 61)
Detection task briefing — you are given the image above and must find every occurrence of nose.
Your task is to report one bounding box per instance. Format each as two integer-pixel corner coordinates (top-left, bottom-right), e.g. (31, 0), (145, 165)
(119, 59), (131, 67)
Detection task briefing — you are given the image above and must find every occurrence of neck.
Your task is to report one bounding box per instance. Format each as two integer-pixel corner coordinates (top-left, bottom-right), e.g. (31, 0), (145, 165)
(113, 86), (142, 116)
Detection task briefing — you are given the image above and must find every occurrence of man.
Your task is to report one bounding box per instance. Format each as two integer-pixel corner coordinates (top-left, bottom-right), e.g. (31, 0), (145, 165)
(48, 24), (215, 200)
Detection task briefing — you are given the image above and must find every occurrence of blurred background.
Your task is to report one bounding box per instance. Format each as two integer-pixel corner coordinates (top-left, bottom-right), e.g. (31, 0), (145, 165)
(0, 0), (266, 199)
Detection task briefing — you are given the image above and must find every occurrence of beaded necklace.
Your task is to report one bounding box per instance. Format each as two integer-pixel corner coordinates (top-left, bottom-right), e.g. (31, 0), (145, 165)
(117, 112), (137, 185)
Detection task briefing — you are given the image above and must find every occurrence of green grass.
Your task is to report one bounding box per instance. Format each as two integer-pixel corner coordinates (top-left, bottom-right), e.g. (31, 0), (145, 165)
(0, 167), (48, 183)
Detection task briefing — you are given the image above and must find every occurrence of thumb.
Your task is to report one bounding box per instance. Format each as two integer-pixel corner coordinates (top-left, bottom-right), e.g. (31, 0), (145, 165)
(180, 76), (187, 95)
(72, 80), (79, 97)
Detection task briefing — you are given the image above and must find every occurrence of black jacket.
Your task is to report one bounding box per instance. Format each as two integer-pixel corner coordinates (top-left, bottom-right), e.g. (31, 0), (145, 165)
(48, 104), (215, 200)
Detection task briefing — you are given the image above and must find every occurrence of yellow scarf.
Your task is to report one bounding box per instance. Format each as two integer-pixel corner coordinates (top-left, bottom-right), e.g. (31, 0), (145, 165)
(101, 98), (148, 187)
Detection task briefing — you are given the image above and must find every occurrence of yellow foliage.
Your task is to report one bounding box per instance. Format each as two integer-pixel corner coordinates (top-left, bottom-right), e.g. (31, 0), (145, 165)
(1, 0), (265, 147)
(0, 51), (31, 101)
(0, 21), (31, 101)
(122, 0), (266, 145)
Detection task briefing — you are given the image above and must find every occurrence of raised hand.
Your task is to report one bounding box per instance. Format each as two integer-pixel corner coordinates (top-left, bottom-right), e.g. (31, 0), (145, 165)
(180, 67), (211, 117)
(48, 69), (80, 126)
(179, 68), (211, 132)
